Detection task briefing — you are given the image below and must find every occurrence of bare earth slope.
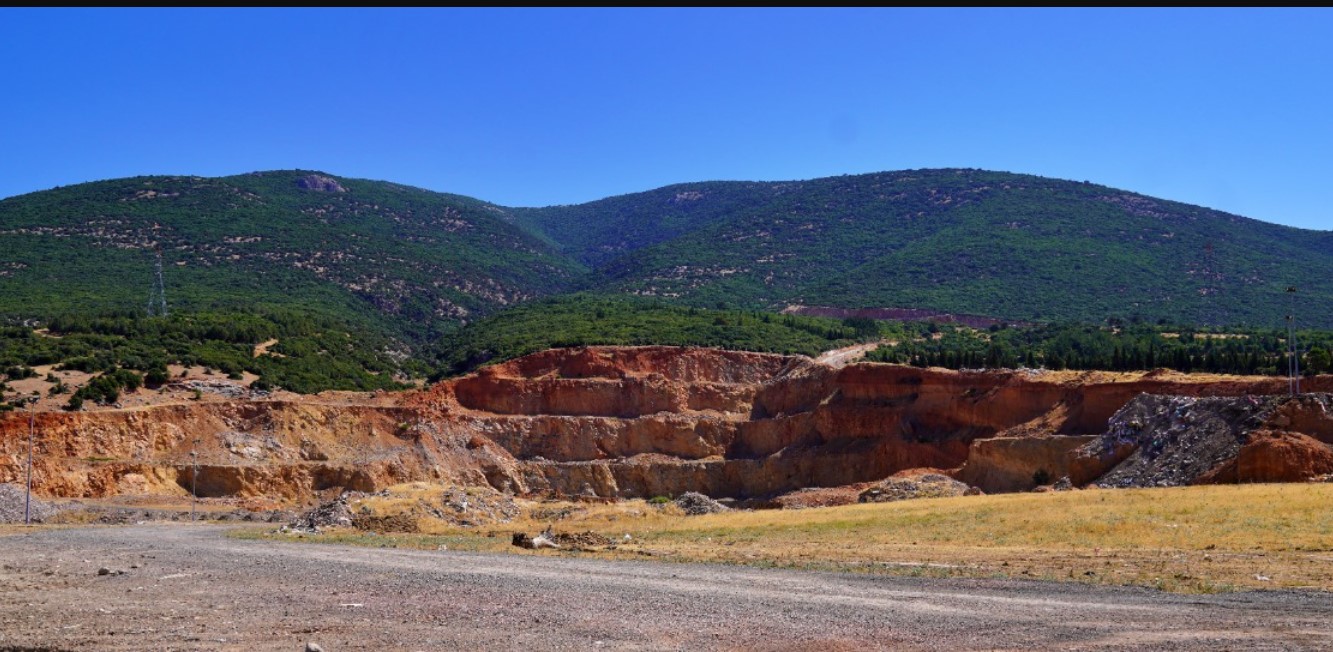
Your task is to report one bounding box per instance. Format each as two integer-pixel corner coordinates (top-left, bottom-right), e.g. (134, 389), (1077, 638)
(1, 524), (1331, 651)
(2, 346), (1331, 505)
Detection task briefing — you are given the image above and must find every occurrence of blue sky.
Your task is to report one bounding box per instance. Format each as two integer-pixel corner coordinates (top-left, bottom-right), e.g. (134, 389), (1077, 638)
(3, 7), (1331, 231)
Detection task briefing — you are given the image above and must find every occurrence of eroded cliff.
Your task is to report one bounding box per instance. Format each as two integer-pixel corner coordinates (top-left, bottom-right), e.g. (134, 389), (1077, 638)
(2, 346), (1330, 504)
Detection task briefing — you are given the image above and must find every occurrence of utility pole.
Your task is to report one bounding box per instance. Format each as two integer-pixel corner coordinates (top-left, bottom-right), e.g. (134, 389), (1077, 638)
(147, 244), (168, 318)
(1287, 286), (1300, 396)
(24, 396), (34, 526)
(190, 438), (200, 522)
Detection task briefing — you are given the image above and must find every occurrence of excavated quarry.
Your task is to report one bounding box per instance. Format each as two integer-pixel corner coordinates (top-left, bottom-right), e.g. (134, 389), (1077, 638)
(1, 345), (1331, 507)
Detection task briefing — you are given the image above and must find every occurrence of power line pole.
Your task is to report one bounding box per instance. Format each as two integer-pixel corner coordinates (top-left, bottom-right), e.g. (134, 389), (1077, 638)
(1286, 286), (1300, 396)
(24, 397), (34, 526)
(190, 438), (200, 522)
(147, 245), (168, 317)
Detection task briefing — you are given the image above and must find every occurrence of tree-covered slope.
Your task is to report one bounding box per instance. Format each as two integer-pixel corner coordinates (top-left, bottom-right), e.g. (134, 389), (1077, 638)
(4, 166), (1331, 395)
(507, 181), (794, 267)
(428, 293), (891, 378)
(0, 170), (588, 338)
(517, 169), (1333, 328)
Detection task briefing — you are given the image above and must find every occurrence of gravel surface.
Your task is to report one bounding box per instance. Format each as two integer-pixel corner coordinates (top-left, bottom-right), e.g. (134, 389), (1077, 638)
(1, 525), (1332, 651)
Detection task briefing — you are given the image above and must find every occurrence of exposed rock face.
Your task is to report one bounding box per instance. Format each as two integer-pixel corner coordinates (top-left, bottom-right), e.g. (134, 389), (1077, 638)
(958, 435), (1099, 493)
(295, 174), (347, 193)
(2, 345), (1331, 503)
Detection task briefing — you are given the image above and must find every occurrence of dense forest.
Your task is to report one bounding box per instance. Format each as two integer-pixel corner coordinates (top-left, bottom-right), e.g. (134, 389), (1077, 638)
(866, 320), (1333, 376)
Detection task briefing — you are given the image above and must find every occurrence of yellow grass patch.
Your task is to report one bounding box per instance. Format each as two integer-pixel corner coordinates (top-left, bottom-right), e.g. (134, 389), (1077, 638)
(247, 483), (1333, 594)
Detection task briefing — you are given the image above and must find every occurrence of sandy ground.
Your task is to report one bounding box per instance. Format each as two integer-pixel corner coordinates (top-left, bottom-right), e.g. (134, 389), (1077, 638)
(1, 525), (1331, 651)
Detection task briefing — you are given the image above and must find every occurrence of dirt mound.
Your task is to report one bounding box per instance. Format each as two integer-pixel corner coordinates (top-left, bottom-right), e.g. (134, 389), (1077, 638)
(549, 530), (616, 548)
(674, 492), (729, 515)
(1200, 430), (1333, 484)
(771, 483), (873, 509)
(857, 473), (972, 503)
(353, 512), (421, 533)
(0, 483), (58, 523)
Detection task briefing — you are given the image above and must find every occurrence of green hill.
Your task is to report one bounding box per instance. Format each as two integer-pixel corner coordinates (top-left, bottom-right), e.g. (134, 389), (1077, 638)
(0, 170), (587, 337)
(429, 293), (895, 378)
(3, 167), (1331, 393)
(518, 169), (1333, 329)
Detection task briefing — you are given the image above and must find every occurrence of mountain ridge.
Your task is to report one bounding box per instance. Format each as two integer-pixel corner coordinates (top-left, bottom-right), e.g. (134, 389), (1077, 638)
(2, 167), (1329, 335)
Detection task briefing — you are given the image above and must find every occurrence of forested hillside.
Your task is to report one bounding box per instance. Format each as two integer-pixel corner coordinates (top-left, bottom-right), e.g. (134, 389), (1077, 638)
(519, 169), (1333, 329)
(3, 167), (1330, 394)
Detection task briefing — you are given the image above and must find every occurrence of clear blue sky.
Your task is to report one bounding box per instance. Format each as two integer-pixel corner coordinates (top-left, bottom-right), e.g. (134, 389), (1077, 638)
(3, 7), (1331, 231)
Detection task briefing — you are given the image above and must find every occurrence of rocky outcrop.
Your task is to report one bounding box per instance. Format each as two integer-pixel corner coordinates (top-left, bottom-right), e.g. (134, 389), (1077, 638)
(3, 345), (1331, 503)
(295, 174), (347, 193)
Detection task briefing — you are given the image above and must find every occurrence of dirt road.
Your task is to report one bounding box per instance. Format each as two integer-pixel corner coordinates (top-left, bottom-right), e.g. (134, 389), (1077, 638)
(1, 525), (1331, 651)
(815, 342), (881, 368)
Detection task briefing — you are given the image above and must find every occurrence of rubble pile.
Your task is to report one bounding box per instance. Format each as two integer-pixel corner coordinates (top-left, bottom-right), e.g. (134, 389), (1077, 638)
(1086, 394), (1286, 488)
(416, 485), (520, 527)
(169, 379), (258, 399)
(857, 473), (972, 503)
(673, 492), (729, 515)
(288, 492), (360, 532)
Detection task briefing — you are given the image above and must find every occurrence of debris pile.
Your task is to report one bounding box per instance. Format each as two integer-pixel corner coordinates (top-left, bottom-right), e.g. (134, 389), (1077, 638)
(673, 492), (729, 515)
(1085, 395), (1278, 488)
(288, 492), (360, 532)
(857, 473), (972, 503)
(415, 485), (520, 527)
(512, 527), (560, 550)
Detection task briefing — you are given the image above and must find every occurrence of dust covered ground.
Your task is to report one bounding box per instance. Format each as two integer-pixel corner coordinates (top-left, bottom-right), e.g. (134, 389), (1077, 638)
(1, 525), (1332, 651)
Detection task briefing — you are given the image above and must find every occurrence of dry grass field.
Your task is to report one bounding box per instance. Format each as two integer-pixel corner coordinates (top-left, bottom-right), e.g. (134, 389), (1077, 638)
(244, 482), (1333, 594)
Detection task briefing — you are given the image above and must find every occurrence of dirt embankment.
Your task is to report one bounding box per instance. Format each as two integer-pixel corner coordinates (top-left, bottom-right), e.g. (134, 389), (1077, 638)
(2, 345), (1331, 505)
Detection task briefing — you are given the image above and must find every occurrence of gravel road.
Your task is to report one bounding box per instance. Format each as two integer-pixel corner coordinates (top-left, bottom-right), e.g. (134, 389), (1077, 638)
(1, 525), (1330, 651)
